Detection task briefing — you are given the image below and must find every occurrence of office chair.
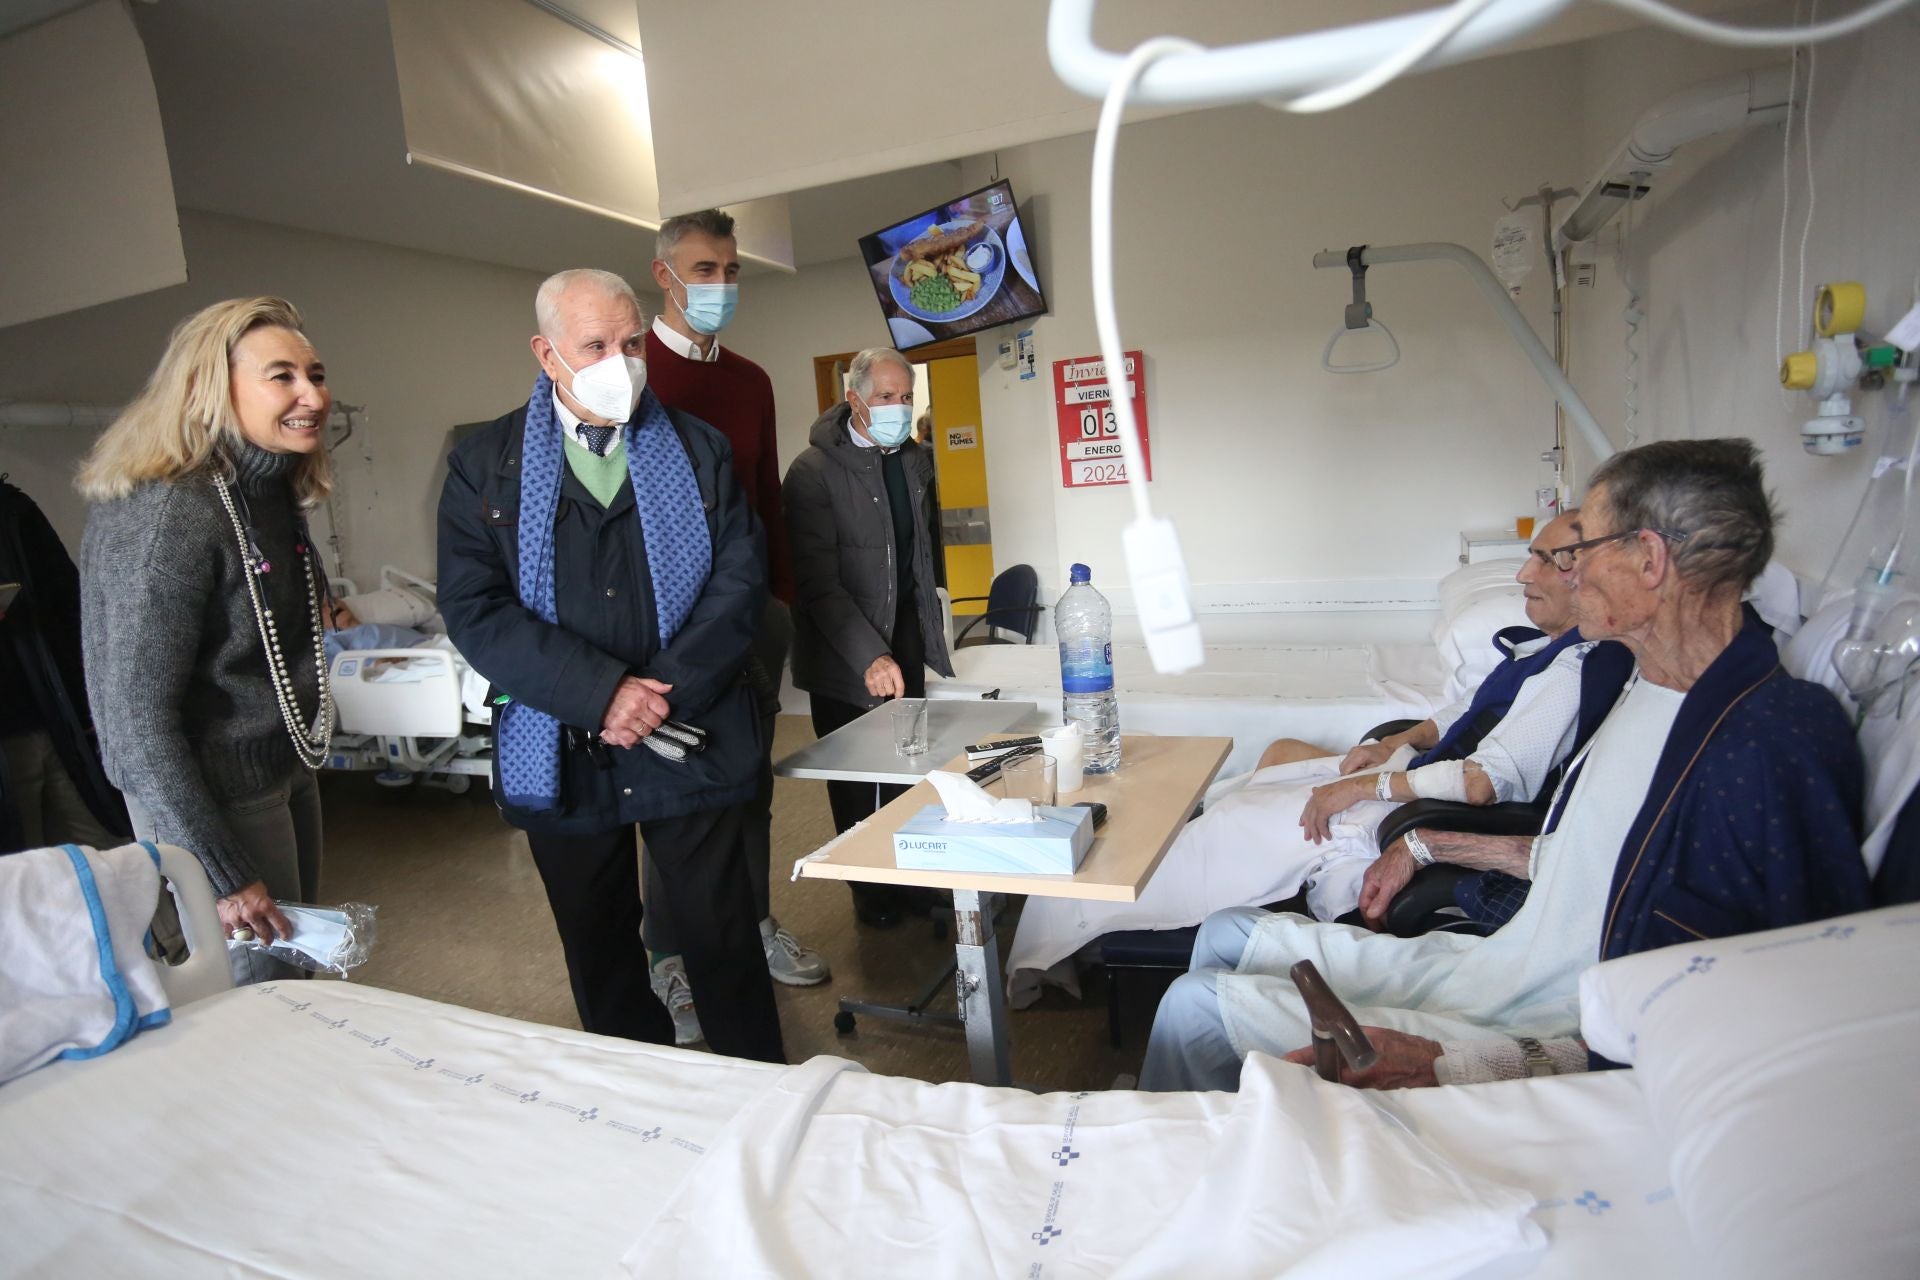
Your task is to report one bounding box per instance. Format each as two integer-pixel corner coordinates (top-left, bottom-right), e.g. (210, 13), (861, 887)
(951, 564), (1043, 648)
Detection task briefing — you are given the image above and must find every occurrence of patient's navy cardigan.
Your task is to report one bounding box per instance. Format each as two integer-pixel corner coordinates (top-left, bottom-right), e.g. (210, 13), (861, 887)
(1588, 613), (1872, 1068)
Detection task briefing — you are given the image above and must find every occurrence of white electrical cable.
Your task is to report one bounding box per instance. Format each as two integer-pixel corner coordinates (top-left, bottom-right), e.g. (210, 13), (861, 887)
(1796, 0), (1821, 348)
(1275, 0), (1503, 113)
(1089, 36), (1201, 525)
(1618, 193), (1642, 445)
(1599, 0), (1914, 46)
(1774, 11), (1802, 374)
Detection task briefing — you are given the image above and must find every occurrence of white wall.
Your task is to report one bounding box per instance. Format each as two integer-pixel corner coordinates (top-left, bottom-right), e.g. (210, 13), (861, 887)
(0, 209), (545, 585)
(971, 46), (1589, 613)
(719, 258), (896, 466)
(1563, 8), (1920, 593)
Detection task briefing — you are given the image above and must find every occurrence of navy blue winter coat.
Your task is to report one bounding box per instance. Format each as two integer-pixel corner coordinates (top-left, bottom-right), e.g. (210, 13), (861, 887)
(436, 404), (765, 835)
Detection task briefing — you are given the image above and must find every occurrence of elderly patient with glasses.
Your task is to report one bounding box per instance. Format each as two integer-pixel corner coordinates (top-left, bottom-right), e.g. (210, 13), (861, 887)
(1139, 438), (1874, 1093)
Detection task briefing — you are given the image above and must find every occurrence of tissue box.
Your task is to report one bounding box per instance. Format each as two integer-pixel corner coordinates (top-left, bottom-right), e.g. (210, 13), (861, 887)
(891, 804), (1095, 876)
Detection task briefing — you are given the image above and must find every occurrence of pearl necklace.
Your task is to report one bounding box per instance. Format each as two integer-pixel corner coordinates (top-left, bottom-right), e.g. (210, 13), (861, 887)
(213, 476), (335, 770)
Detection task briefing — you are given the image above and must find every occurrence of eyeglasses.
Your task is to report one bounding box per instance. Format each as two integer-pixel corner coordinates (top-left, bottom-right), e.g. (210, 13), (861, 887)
(1544, 528), (1688, 572)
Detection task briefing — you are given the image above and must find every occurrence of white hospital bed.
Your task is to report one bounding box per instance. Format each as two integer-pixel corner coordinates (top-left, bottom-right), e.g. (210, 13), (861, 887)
(932, 562), (1530, 776)
(326, 565), (494, 793)
(6, 842), (1910, 1278)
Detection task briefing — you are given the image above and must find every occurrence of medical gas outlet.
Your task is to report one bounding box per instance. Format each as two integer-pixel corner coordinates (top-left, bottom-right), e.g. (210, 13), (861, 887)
(1782, 282), (1903, 456)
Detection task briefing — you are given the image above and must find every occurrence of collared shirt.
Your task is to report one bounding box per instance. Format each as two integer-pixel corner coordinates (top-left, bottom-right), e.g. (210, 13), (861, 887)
(550, 390), (622, 452)
(845, 414), (897, 454)
(651, 315), (719, 364)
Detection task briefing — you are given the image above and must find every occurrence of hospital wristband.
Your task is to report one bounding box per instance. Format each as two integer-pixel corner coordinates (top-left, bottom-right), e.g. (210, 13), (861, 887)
(1403, 828), (1435, 867)
(1376, 772), (1395, 801)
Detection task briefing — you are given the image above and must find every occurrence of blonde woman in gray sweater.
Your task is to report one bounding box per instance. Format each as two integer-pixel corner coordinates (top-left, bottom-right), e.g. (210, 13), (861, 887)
(78, 297), (336, 983)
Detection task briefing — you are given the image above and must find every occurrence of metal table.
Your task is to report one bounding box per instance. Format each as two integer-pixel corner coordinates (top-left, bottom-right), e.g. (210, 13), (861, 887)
(793, 733), (1232, 1085)
(774, 698), (1042, 1046)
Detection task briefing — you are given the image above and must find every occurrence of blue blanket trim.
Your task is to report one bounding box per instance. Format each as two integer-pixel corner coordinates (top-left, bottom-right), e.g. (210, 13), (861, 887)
(53, 844), (138, 1061)
(135, 840), (173, 1031)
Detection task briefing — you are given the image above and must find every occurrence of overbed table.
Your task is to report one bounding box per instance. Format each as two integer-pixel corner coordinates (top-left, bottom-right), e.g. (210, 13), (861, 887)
(788, 731), (1232, 1086)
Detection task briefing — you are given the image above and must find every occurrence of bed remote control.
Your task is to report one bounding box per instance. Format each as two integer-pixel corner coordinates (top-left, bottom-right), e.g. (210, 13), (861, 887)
(964, 735), (1042, 762)
(965, 744), (1039, 786)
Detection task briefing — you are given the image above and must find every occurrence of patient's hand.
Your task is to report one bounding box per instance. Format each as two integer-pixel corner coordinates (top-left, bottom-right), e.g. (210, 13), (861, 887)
(1282, 1027), (1442, 1089)
(1338, 741), (1394, 776)
(1299, 776), (1370, 843)
(1357, 839), (1418, 928)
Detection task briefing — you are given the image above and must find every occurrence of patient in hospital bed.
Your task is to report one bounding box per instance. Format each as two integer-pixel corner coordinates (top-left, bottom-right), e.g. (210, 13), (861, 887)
(1007, 512), (1630, 1002)
(1141, 439), (1876, 1092)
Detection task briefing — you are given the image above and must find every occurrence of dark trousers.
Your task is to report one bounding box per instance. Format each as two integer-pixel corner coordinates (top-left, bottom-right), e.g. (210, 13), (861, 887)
(809, 601), (925, 917)
(643, 598), (790, 954)
(525, 804), (786, 1064)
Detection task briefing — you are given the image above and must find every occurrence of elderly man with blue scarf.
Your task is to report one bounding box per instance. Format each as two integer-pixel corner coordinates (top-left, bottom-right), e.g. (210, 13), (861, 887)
(1142, 438), (1872, 1091)
(437, 268), (783, 1064)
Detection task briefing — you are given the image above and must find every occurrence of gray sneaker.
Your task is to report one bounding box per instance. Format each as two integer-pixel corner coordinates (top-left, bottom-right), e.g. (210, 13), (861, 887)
(761, 917), (830, 986)
(649, 956), (703, 1046)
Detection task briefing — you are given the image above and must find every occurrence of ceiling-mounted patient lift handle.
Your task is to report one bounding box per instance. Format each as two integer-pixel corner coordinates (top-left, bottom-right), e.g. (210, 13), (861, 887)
(1324, 245), (1402, 374)
(1345, 245), (1373, 330)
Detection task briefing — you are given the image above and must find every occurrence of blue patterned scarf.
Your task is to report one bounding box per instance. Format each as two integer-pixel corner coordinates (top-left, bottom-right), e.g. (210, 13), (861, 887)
(496, 374), (713, 810)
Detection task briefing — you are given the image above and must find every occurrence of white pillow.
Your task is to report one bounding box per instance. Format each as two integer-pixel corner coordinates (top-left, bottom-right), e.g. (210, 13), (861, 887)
(1579, 906), (1920, 1279)
(1430, 562), (1530, 705)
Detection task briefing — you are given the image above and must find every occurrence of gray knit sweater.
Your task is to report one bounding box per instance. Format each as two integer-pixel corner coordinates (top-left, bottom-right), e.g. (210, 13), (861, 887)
(80, 444), (318, 895)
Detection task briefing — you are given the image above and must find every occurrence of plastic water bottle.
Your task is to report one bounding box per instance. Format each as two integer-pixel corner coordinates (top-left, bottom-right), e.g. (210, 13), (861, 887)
(1056, 563), (1121, 773)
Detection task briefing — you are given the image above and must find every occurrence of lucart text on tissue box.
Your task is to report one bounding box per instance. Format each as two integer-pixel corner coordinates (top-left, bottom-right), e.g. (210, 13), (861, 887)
(892, 804), (1094, 876)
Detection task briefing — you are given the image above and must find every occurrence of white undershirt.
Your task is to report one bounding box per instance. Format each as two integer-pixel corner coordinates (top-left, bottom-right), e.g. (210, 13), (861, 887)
(651, 315), (719, 363)
(1526, 675), (1682, 881)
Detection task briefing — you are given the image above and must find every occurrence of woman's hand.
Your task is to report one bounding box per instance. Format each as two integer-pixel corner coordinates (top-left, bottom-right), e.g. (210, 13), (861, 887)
(1337, 740), (1395, 776)
(217, 880), (292, 944)
(1282, 1027), (1443, 1089)
(1299, 776), (1369, 844)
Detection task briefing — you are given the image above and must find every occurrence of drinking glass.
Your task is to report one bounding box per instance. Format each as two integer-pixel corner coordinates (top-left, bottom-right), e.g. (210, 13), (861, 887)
(891, 700), (928, 756)
(1001, 753), (1057, 807)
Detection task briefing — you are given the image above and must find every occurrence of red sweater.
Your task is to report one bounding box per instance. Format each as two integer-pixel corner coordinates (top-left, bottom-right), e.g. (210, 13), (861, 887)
(645, 330), (792, 603)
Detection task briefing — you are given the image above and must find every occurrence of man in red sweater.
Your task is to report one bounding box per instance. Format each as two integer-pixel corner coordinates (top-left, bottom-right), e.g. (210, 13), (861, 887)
(642, 210), (828, 1044)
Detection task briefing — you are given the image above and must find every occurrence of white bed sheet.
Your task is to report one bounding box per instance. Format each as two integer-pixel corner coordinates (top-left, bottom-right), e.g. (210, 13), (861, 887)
(0, 985), (1701, 1279)
(933, 642), (1444, 775)
(0, 982), (780, 1278)
(623, 1054), (1700, 1279)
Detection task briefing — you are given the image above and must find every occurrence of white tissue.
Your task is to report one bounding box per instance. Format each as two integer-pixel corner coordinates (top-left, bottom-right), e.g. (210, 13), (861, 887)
(926, 770), (1035, 824)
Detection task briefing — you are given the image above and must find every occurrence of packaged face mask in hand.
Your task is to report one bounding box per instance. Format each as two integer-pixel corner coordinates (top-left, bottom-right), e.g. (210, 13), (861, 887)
(229, 901), (378, 976)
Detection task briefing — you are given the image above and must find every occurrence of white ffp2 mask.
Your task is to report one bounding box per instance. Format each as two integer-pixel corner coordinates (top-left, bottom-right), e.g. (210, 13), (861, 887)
(554, 349), (646, 423)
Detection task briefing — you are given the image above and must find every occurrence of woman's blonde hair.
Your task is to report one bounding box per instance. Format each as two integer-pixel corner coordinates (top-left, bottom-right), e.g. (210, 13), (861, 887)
(76, 296), (333, 508)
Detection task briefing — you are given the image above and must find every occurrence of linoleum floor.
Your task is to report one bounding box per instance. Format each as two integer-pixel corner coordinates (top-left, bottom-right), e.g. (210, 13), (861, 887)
(316, 715), (1147, 1090)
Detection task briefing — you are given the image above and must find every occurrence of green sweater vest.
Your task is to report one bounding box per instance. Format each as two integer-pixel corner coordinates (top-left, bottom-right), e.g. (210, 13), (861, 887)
(563, 436), (629, 508)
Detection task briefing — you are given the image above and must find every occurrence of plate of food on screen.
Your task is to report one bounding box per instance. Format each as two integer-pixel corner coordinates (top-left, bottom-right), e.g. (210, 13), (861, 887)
(888, 220), (1006, 323)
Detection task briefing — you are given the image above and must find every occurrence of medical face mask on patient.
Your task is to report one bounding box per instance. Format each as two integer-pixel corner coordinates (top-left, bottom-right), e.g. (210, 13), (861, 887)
(553, 347), (647, 423)
(664, 262), (738, 335)
(862, 400), (915, 448)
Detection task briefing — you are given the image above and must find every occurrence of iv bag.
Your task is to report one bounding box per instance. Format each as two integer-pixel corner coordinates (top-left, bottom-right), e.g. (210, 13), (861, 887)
(1832, 587), (1920, 719)
(1491, 213), (1536, 295)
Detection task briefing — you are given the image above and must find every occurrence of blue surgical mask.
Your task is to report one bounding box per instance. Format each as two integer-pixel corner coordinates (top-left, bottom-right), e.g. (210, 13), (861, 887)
(664, 261), (737, 335)
(863, 401), (914, 448)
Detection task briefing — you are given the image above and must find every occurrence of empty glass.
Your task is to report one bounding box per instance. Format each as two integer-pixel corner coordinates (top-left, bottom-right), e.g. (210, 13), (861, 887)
(1001, 752), (1057, 807)
(891, 699), (928, 756)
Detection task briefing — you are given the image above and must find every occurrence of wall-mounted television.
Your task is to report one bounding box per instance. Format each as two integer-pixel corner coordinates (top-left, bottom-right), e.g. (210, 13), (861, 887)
(857, 179), (1046, 351)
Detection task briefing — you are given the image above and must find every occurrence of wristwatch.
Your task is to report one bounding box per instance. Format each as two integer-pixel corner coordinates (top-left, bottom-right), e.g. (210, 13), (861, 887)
(1514, 1036), (1556, 1077)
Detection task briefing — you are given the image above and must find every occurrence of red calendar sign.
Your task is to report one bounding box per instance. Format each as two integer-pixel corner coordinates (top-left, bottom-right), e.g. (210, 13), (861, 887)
(1054, 350), (1150, 488)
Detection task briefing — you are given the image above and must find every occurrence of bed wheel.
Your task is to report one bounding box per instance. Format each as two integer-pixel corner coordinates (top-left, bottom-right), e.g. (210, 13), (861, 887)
(833, 1010), (856, 1036)
(445, 774), (472, 795)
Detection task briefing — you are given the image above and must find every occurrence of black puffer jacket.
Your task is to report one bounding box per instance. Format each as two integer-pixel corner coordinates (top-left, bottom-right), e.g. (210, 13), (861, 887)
(784, 405), (953, 708)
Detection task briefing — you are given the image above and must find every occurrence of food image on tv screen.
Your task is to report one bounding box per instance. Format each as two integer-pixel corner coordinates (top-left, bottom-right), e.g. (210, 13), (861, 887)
(857, 180), (1046, 350)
